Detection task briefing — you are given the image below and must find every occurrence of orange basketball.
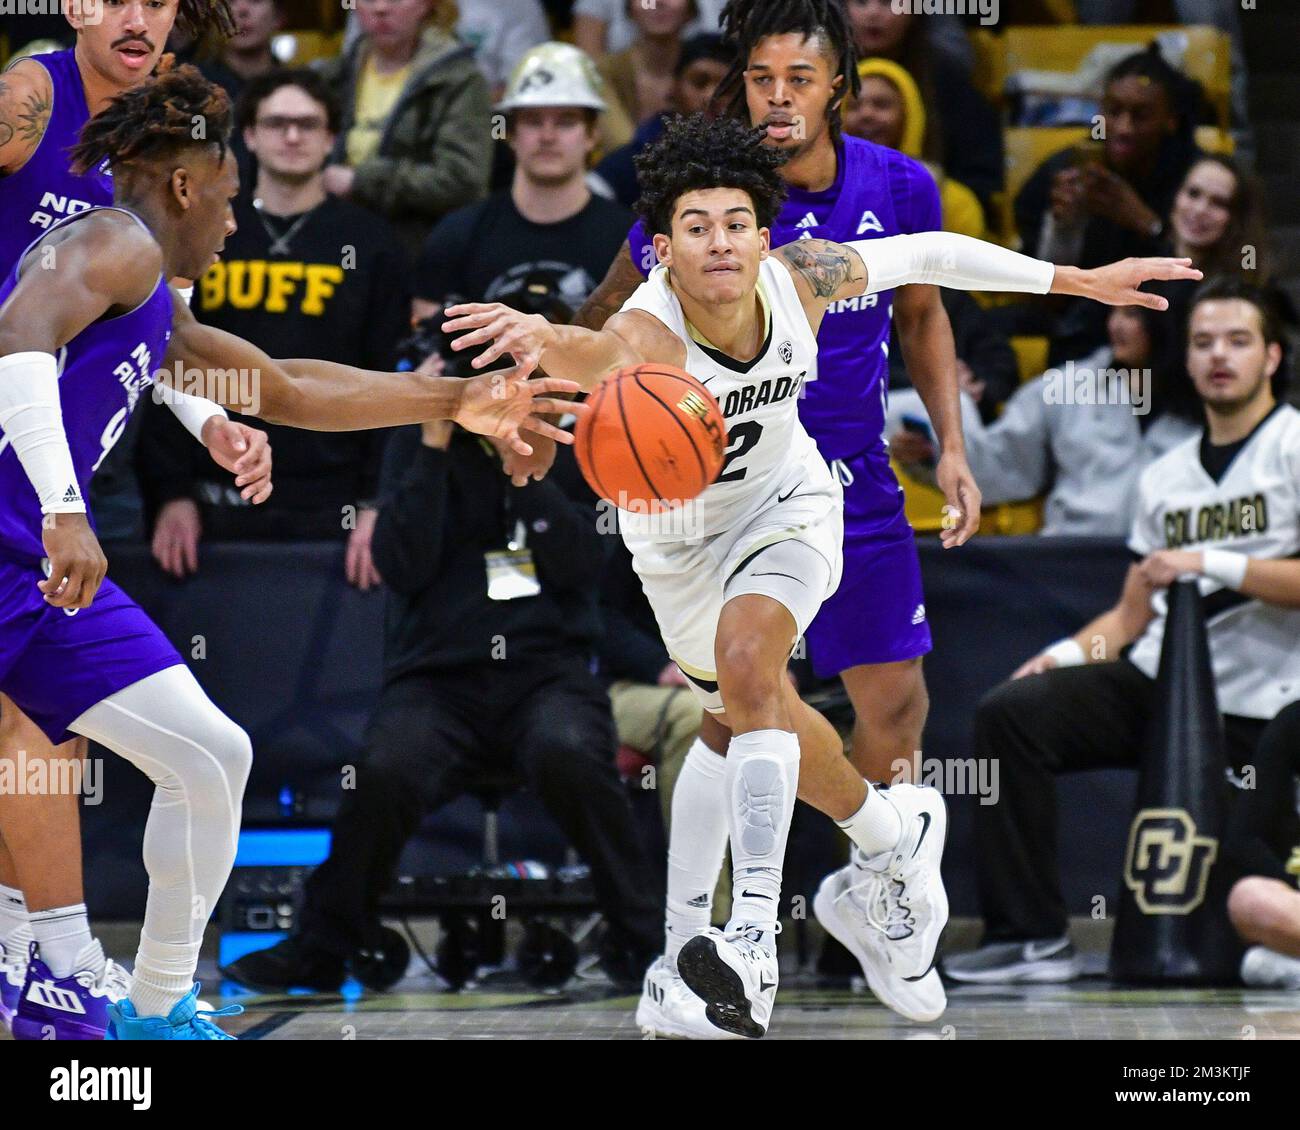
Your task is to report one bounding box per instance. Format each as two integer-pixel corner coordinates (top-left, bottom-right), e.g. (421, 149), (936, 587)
(576, 364), (728, 513)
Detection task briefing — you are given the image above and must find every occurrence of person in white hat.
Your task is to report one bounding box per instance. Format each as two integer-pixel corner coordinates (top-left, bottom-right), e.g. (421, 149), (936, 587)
(410, 43), (634, 338)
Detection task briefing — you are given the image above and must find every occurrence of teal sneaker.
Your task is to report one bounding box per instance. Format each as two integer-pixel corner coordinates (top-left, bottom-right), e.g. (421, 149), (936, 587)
(108, 985), (243, 1040)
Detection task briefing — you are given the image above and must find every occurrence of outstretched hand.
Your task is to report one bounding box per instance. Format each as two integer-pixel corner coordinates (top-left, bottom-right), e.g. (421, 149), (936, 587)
(1063, 257), (1203, 310)
(443, 302), (557, 377)
(453, 367), (586, 457)
(202, 418), (273, 503)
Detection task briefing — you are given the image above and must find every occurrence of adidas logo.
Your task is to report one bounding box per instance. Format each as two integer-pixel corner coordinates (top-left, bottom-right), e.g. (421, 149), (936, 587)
(911, 603), (926, 626)
(794, 211), (818, 229)
(25, 979), (86, 1014)
(686, 893), (710, 908)
(62, 485), (81, 504)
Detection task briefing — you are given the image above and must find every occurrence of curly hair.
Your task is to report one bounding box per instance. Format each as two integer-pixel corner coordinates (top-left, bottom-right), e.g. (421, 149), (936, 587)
(633, 113), (788, 237)
(713, 0), (858, 136)
(69, 61), (231, 175)
(177, 0), (238, 39)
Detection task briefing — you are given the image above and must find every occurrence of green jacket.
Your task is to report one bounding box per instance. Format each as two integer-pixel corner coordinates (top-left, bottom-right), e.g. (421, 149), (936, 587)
(316, 25), (493, 256)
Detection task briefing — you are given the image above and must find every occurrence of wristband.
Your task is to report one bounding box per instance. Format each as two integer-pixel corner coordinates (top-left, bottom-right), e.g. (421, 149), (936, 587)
(157, 384), (228, 444)
(1201, 548), (1249, 591)
(0, 351), (86, 513)
(1043, 637), (1086, 668)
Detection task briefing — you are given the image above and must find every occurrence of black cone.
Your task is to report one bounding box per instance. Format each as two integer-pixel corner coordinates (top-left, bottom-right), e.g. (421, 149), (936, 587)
(1111, 579), (1241, 984)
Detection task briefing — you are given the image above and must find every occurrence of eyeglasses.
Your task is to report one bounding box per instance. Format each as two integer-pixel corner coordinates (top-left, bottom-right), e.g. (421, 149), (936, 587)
(254, 115), (329, 136)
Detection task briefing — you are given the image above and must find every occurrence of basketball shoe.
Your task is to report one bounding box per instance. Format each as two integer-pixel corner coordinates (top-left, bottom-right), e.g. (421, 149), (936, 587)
(636, 955), (742, 1039)
(813, 783), (949, 1022)
(109, 985), (242, 1040)
(676, 926), (778, 1038)
(11, 939), (133, 1040)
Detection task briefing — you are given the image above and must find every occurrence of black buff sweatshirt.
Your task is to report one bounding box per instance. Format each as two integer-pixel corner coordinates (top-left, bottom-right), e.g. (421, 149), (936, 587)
(373, 425), (603, 681)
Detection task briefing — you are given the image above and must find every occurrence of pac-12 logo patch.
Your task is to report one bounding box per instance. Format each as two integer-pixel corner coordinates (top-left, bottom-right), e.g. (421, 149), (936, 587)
(778, 340), (793, 364)
(1123, 808), (1218, 914)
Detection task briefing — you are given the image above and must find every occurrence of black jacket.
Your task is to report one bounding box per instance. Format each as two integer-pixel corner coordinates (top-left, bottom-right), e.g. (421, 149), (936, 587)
(373, 427), (603, 681)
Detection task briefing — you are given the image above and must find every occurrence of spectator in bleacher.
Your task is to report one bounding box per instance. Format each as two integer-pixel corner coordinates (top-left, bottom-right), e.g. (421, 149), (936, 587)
(1015, 45), (1203, 361)
(573, 0), (724, 59)
(893, 305), (1201, 536)
(137, 70), (407, 586)
(597, 0), (697, 148)
(844, 57), (985, 241)
(314, 0), (493, 259)
(591, 33), (730, 208)
(411, 43), (631, 345)
(455, 0), (550, 99)
(943, 279), (1300, 985)
(846, 0), (1003, 217)
(887, 291), (1019, 426)
(197, 0), (284, 102)
(222, 420), (664, 994)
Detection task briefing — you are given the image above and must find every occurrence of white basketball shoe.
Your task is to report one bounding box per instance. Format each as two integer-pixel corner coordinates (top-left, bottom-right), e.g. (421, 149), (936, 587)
(676, 927), (778, 1039)
(635, 956), (743, 1039)
(814, 783), (949, 1022)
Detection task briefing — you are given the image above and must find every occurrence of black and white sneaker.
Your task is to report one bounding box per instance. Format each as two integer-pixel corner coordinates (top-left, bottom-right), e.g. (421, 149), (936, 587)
(942, 937), (1082, 984)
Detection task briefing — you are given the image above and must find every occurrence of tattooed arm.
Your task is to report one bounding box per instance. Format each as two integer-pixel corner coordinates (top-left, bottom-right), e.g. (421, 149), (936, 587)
(571, 239), (647, 331)
(0, 60), (53, 176)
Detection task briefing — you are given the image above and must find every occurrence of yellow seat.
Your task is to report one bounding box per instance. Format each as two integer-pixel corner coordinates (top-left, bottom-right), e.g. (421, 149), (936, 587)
(270, 30), (344, 66)
(1011, 335), (1050, 384)
(1000, 126), (1091, 245)
(893, 459), (1044, 536)
(1002, 24), (1232, 131)
(1194, 125), (1234, 155)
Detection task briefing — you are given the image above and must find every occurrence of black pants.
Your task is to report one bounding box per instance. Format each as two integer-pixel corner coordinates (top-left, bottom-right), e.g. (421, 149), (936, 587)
(300, 656), (663, 958)
(974, 660), (1267, 942)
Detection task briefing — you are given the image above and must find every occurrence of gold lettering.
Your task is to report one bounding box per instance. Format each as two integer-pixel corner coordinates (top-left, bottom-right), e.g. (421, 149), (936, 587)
(301, 265), (344, 315)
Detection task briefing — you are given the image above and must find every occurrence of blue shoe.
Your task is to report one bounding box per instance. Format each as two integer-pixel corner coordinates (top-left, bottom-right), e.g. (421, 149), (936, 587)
(108, 985), (243, 1040)
(12, 940), (131, 1041)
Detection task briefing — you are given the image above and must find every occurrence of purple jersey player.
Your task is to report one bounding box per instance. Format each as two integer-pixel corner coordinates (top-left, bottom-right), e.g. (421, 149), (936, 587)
(0, 65), (578, 1039)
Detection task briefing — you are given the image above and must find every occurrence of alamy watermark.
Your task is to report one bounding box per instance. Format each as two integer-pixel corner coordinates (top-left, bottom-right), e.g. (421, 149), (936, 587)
(890, 755), (1000, 805)
(0, 750), (103, 805)
(1042, 361), (1152, 416)
(1, 0), (102, 21)
(152, 362), (261, 416)
(891, 0), (999, 27)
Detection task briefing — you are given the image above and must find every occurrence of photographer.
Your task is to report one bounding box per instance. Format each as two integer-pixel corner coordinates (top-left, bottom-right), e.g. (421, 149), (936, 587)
(224, 408), (664, 992)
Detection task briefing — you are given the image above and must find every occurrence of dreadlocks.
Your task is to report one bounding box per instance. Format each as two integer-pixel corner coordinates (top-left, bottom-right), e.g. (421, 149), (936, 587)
(634, 113), (788, 237)
(69, 61), (232, 175)
(713, 0), (859, 134)
(176, 0), (238, 40)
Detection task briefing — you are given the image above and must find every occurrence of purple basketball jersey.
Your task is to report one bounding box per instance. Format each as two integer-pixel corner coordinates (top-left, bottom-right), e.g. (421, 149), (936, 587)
(0, 49), (112, 277)
(0, 208), (174, 566)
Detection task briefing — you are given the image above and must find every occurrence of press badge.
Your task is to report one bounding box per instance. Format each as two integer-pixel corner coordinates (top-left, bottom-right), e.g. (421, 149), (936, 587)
(486, 520), (540, 600)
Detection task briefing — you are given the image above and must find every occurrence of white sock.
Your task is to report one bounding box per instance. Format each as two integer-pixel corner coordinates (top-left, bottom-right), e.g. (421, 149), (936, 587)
(131, 935), (199, 1019)
(665, 738), (729, 965)
(724, 729), (799, 951)
(0, 881), (28, 941)
(29, 903), (95, 979)
(836, 783), (903, 859)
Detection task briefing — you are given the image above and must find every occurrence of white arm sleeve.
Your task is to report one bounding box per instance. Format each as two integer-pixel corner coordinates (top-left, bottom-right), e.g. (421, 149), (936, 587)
(154, 382), (227, 444)
(0, 351), (86, 514)
(847, 232), (1056, 296)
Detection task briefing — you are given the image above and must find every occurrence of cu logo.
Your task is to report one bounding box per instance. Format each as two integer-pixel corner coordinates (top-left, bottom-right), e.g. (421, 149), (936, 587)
(1123, 808), (1218, 915)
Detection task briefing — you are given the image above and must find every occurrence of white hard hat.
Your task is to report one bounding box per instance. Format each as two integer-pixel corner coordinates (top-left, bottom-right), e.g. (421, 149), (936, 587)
(496, 42), (608, 114)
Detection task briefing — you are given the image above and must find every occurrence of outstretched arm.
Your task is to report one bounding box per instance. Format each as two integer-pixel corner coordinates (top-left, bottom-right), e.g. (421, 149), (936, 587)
(775, 235), (1202, 325)
(441, 302), (685, 392)
(163, 290), (578, 455)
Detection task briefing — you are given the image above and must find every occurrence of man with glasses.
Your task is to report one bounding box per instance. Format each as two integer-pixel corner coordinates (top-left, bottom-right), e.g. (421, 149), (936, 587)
(138, 68), (408, 589)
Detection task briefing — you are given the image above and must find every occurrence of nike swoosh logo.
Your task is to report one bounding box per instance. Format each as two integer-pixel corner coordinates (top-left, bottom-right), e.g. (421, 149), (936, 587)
(777, 487), (799, 503)
(911, 811), (931, 858)
(759, 977), (776, 992)
(741, 889), (774, 900)
(1023, 940), (1066, 962)
(903, 959), (936, 983)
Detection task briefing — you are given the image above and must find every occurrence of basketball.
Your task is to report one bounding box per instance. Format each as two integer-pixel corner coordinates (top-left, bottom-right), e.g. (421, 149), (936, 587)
(575, 364), (728, 512)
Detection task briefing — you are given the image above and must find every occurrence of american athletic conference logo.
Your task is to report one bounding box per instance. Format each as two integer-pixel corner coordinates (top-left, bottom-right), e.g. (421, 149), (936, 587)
(1123, 808), (1218, 915)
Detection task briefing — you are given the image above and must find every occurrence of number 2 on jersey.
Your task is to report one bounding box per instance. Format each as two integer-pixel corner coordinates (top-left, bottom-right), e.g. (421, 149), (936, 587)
(716, 420), (763, 483)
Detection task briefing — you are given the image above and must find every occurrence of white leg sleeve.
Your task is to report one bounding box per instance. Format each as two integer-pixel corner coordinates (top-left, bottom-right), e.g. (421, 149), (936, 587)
(664, 738), (729, 963)
(68, 666), (252, 1005)
(848, 231), (1056, 296)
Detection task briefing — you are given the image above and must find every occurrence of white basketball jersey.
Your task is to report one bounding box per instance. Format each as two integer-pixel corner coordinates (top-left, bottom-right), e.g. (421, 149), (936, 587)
(616, 256), (830, 540)
(1128, 404), (1300, 719)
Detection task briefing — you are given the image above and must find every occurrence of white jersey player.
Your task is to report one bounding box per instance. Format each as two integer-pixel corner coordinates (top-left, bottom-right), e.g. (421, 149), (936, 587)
(442, 114), (1201, 1037)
